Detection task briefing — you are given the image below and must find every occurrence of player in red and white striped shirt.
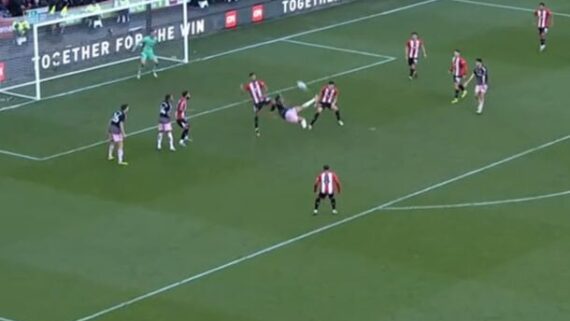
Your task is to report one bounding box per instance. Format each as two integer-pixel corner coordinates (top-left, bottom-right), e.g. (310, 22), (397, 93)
(242, 72), (273, 137)
(450, 49), (469, 104)
(176, 90), (191, 146)
(308, 81), (343, 130)
(535, 2), (553, 52)
(313, 165), (341, 215)
(405, 32), (427, 80)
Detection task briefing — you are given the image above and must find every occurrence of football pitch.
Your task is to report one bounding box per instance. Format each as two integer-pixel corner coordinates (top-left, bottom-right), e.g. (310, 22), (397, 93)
(1, 0), (570, 320)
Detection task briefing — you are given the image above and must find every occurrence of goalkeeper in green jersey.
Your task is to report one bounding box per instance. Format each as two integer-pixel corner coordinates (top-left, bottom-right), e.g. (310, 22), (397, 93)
(136, 30), (159, 79)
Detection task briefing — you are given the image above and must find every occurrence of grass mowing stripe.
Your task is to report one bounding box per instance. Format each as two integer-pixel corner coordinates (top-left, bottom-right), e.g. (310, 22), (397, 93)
(71, 133), (570, 321)
(39, 58), (396, 161)
(0, 0), (439, 113)
(453, 0), (570, 17)
(383, 190), (570, 211)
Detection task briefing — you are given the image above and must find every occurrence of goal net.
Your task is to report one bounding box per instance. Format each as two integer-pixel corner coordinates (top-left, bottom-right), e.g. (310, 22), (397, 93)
(0, 0), (189, 102)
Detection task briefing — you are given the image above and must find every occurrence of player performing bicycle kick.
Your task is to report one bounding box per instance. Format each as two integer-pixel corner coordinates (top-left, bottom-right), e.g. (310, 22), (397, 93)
(271, 95), (315, 129)
(135, 30), (159, 79)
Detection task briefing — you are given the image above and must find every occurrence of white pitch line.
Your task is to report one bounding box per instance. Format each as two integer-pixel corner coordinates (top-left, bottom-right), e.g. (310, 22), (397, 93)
(39, 58), (395, 161)
(453, 0), (570, 18)
(0, 149), (41, 161)
(282, 39), (394, 59)
(0, 63), (185, 113)
(0, 0), (439, 113)
(0, 316), (20, 321)
(383, 190), (570, 211)
(71, 133), (570, 321)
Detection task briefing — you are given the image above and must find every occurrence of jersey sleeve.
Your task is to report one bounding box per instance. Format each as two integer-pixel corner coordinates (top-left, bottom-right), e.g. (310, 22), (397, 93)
(333, 174), (341, 192)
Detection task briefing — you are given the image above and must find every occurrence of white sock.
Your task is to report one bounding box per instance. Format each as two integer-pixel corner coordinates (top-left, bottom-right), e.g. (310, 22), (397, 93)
(108, 144), (114, 158)
(477, 102), (484, 113)
(118, 148), (124, 163)
(168, 132), (174, 149)
(157, 132), (163, 148)
(302, 98), (316, 109)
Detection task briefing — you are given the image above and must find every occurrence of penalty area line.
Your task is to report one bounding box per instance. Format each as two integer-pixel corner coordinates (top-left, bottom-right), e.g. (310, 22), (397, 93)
(281, 39), (395, 60)
(0, 0), (439, 113)
(0, 316), (22, 321)
(452, 0), (570, 18)
(0, 149), (41, 161)
(38, 58), (395, 161)
(71, 133), (570, 321)
(383, 189), (570, 211)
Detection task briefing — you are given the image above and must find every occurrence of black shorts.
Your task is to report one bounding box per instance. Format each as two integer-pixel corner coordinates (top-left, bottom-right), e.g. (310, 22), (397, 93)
(452, 75), (463, 84)
(538, 27), (548, 35)
(318, 102), (332, 109)
(408, 57), (418, 66)
(318, 193), (335, 199)
(253, 98), (272, 112)
(176, 119), (188, 129)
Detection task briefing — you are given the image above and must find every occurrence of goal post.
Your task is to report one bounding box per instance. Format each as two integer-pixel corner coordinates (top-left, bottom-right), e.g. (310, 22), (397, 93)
(0, 0), (190, 102)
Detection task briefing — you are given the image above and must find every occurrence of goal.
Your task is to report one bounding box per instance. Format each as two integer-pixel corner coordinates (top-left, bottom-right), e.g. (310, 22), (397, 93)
(0, 0), (189, 102)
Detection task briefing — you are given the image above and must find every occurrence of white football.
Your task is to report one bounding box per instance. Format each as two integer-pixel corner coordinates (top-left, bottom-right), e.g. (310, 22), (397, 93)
(296, 81), (308, 91)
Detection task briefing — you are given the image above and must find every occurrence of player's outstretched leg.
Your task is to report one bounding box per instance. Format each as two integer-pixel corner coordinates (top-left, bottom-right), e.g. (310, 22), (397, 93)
(460, 84), (468, 99)
(477, 92), (485, 115)
(180, 127), (190, 145)
(117, 141), (127, 165)
(167, 131), (175, 151)
(157, 131), (163, 150)
(309, 110), (322, 130)
(108, 141), (115, 161)
(137, 63), (144, 79)
(313, 197), (321, 215)
(409, 64), (417, 80)
(254, 114), (260, 137)
(539, 30), (547, 51)
(330, 195), (338, 215)
(332, 105), (344, 126)
(152, 60), (159, 78)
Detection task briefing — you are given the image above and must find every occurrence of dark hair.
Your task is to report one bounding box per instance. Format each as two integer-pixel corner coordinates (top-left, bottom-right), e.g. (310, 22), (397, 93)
(182, 90), (189, 97)
(249, 72), (255, 77)
(120, 104), (129, 111)
(328, 81), (335, 85)
(323, 165), (330, 170)
(455, 49), (461, 53)
(165, 94), (172, 101)
(476, 58), (483, 63)
(411, 31), (418, 35)
(539, 2), (545, 6)
(275, 94), (282, 102)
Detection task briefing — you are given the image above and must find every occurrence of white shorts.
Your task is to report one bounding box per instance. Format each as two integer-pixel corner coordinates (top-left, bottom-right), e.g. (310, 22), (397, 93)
(475, 84), (488, 95)
(110, 133), (123, 143)
(158, 122), (173, 132)
(285, 108), (299, 124)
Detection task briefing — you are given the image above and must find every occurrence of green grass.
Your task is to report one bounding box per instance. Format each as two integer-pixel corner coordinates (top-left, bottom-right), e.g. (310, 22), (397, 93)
(1, 0), (570, 321)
